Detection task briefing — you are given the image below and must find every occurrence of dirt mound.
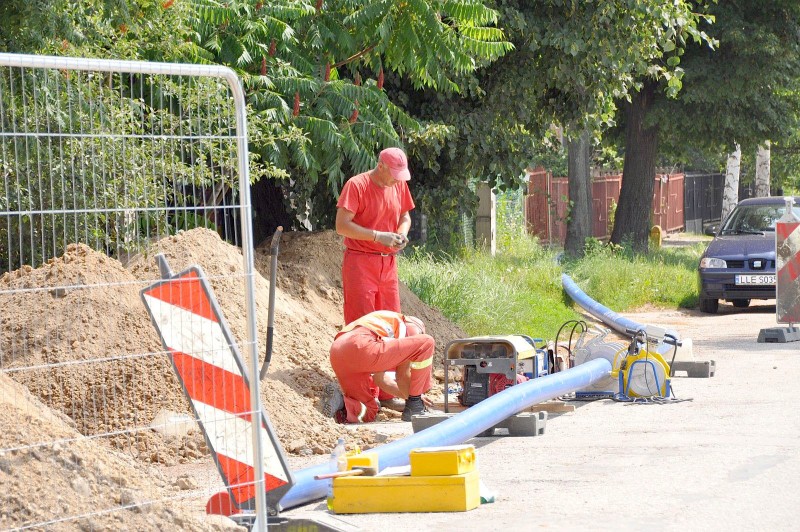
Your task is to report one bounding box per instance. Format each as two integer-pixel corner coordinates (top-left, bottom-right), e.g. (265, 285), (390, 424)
(0, 243), (197, 465)
(0, 373), (240, 531)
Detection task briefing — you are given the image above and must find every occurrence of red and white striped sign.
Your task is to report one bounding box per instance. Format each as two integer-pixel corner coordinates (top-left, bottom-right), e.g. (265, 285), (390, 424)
(141, 267), (291, 510)
(776, 204), (800, 324)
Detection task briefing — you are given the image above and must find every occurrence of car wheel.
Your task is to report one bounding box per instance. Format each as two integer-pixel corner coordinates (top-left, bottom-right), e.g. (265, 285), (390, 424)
(699, 297), (719, 314)
(732, 299), (751, 308)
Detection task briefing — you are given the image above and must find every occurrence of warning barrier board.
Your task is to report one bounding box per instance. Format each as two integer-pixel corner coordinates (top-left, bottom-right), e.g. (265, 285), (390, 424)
(776, 199), (800, 324)
(141, 266), (293, 512)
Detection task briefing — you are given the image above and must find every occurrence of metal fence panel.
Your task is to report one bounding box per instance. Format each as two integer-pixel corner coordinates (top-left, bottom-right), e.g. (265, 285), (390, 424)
(652, 172), (684, 233)
(0, 53), (267, 529)
(684, 173), (725, 233)
(526, 169), (685, 244)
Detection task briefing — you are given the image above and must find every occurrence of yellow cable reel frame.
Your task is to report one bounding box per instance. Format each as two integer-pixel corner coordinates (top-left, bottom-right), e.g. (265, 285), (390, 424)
(618, 350), (671, 398)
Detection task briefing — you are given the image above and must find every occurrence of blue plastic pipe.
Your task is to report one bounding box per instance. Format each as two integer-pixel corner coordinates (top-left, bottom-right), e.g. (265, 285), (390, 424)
(561, 273), (678, 357)
(278, 357), (611, 510)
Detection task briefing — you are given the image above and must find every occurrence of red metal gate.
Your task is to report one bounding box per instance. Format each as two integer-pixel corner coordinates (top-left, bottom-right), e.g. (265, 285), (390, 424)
(526, 168), (685, 245)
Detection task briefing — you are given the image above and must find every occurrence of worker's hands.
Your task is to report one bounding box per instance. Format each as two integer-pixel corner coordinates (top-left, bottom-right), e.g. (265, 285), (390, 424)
(422, 395), (434, 408)
(374, 231), (405, 248)
(393, 233), (409, 251)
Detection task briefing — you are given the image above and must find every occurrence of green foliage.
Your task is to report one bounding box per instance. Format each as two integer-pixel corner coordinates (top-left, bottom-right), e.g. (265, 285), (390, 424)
(0, 0), (73, 52)
(186, 0), (514, 229)
(606, 199), (617, 235)
(2, 0), (514, 237)
(772, 142), (800, 194)
(656, 1), (800, 165)
(392, 0), (710, 253)
(495, 188), (528, 252)
(583, 237), (622, 257)
(520, 0), (710, 132)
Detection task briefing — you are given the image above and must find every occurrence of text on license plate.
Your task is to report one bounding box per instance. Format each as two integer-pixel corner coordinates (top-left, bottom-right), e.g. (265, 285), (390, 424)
(735, 274), (776, 285)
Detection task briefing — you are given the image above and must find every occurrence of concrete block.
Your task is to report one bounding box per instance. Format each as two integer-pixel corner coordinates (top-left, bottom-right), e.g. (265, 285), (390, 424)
(671, 359), (716, 378)
(758, 327), (800, 343)
(411, 411), (547, 438)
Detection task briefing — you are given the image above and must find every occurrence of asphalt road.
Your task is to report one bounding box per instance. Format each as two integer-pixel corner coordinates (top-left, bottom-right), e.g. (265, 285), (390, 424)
(281, 300), (800, 531)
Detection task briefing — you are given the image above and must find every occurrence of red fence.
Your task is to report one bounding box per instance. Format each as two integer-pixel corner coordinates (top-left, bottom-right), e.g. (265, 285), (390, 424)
(525, 168), (684, 245)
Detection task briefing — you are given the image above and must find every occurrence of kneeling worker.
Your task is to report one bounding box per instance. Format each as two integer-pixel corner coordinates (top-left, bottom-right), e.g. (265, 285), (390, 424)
(323, 310), (434, 423)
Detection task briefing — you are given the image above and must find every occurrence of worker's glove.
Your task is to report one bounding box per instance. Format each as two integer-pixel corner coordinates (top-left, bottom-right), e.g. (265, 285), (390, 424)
(393, 233), (409, 251)
(374, 231), (403, 247)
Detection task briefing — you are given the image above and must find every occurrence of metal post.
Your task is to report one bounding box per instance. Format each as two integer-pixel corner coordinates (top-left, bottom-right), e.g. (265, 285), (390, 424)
(223, 69), (268, 531)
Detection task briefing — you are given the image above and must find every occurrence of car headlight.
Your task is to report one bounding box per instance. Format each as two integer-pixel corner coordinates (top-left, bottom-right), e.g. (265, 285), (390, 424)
(700, 257), (727, 269)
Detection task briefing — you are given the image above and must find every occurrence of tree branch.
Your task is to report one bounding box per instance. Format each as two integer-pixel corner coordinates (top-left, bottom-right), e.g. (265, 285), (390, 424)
(333, 43), (378, 68)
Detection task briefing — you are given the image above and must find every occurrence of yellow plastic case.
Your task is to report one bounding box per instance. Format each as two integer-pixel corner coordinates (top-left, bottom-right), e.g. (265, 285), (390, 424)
(331, 470), (480, 514)
(409, 444), (476, 476)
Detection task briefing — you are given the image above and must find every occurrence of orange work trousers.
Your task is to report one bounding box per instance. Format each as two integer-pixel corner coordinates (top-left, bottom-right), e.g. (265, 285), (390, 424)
(329, 326), (433, 423)
(342, 249), (401, 324)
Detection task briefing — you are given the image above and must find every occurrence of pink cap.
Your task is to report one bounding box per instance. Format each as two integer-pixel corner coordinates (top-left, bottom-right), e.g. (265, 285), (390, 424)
(378, 147), (411, 181)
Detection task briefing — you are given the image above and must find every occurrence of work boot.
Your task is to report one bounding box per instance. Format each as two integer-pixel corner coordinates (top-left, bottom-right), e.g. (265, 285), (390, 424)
(322, 382), (346, 423)
(401, 396), (426, 421)
(379, 398), (406, 412)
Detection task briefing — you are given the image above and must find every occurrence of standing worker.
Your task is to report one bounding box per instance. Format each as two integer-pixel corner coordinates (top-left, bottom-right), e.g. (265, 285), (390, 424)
(335, 147), (416, 409)
(335, 146), (414, 322)
(322, 310), (434, 423)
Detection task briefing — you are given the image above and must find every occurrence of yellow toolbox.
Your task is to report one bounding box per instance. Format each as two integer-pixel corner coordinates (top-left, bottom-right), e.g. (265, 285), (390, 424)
(331, 470), (480, 514)
(409, 444), (476, 476)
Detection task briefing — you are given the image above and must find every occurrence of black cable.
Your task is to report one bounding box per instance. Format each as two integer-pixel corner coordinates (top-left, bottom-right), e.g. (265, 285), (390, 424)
(554, 320), (586, 371)
(566, 322), (587, 368)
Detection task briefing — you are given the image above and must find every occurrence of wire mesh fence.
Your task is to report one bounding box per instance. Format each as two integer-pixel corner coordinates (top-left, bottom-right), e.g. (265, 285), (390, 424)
(0, 54), (266, 529)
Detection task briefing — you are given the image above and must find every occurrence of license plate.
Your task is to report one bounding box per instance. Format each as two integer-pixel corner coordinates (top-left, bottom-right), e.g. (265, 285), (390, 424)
(735, 274), (776, 285)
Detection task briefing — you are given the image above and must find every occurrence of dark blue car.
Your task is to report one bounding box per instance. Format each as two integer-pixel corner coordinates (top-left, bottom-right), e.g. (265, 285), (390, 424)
(698, 196), (800, 313)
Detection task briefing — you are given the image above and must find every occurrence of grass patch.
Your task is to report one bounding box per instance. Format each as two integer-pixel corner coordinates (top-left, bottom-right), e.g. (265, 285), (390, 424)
(400, 242), (577, 338)
(400, 240), (580, 340)
(564, 242), (706, 311)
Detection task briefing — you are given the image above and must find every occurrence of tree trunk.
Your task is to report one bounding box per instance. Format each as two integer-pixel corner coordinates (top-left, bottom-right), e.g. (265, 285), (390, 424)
(755, 141), (770, 197)
(721, 144), (741, 221)
(611, 79), (658, 252)
(564, 130), (592, 257)
(251, 177), (294, 247)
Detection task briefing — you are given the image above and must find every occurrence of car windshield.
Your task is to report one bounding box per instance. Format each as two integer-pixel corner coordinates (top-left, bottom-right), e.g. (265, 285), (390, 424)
(720, 203), (800, 234)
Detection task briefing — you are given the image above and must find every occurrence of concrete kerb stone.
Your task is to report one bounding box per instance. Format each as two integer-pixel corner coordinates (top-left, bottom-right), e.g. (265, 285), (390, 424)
(410, 411), (547, 437)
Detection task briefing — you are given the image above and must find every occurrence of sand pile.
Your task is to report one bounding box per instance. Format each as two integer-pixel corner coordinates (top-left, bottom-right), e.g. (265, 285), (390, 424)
(0, 372), (241, 531)
(0, 243), (196, 464)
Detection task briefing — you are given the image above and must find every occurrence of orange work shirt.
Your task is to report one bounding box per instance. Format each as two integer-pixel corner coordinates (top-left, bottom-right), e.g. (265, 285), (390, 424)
(336, 172), (415, 254)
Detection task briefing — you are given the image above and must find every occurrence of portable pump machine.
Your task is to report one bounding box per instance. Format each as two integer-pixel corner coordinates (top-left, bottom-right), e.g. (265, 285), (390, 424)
(444, 335), (549, 409)
(564, 322), (682, 401)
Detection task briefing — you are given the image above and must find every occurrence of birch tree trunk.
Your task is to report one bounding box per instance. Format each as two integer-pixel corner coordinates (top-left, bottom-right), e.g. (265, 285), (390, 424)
(755, 141), (771, 197)
(721, 144), (741, 222)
